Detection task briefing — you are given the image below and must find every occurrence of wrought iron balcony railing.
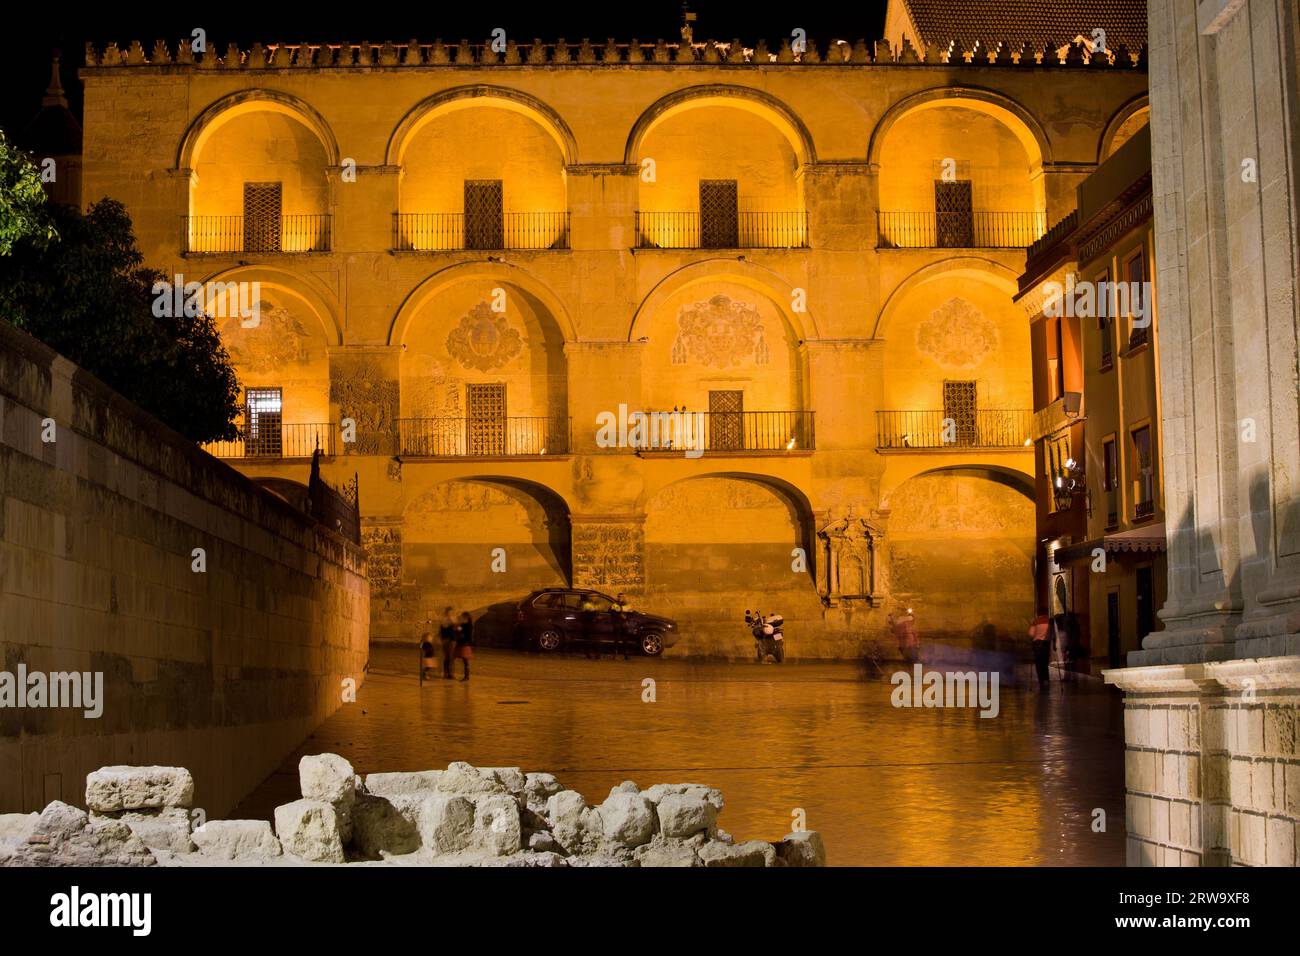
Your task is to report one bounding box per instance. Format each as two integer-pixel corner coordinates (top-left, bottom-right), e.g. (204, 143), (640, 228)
(876, 409), (1033, 450)
(392, 212), (571, 251)
(636, 211), (809, 249)
(876, 211), (1047, 249)
(629, 410), (815, 453)
(398, 417), (571, 457)
(181, 215), (333, 254)
(202, 423), (337, 459)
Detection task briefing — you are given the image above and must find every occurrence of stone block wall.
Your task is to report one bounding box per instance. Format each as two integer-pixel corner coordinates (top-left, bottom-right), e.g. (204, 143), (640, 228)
(0, 319), (369, 818)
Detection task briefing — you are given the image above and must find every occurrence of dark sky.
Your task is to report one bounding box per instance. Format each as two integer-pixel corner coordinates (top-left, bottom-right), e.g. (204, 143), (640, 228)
(0, 1), (890, 136)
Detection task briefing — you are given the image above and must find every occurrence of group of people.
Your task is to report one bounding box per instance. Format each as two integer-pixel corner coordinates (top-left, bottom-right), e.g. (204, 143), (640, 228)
(420, 608), (474, 682)
(581, 591), (632, 660)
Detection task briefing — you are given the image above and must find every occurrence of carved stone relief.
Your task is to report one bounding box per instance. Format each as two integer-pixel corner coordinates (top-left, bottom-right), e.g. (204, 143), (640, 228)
(572, 523), (645, 590)
(817, 515), (882, 605)
(671, 294), (769, 368)
(330, 360), (398, 455)
(446, 302), (524, 372)
(916, 296), (998, 369)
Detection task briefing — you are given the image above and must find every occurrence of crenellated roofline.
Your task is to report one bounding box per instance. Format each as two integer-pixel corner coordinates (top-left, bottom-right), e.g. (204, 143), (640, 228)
(82, 36), (1148, 71)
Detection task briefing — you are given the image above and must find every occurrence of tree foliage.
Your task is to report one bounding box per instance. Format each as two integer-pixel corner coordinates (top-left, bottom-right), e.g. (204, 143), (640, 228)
(0, 138), (240, 443)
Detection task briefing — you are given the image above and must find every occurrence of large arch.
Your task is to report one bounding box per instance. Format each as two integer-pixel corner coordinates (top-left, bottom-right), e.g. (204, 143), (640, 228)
(1098, 94), (1151, 162)
(389, 260), (577, 346)
(198, 264), (343, 346)
(624, 84), (817, 167)
(176, 89), (340, 170)
(629, 258), (820, 343)
(386, 85), (579, 167)
(871, 256), (1020, 340)
(866, 86), (1052, 169)
(880, 463), (1035, 510)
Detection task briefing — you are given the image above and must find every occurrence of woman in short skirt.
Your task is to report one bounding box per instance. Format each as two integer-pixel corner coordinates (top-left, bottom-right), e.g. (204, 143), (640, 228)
(455, 611), (474, 681)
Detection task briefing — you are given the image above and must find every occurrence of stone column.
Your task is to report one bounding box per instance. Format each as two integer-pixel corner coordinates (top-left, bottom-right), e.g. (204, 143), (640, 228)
(1104, 0), (1300, 867)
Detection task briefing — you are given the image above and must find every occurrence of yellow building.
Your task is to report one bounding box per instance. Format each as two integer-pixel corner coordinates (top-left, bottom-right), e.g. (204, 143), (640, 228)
(74, 14), (1147, 656)
(1020, 122), (1164, 669)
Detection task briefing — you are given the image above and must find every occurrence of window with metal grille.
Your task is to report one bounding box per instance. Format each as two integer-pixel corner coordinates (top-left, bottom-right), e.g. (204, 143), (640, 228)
(699, 180), (739, 248)
(709, 390), (744, 451)
(245, 388), (283, 456)
(934, 180), (974, 248)
(243, 183), (282, 253)
(465, 180), (504, 250)
(942, 381), (977, 446)
(1103, 435), (1119, 527)
(1131, 424), (1154, 518)
(466, 383), (507, 455)
(1125, 251), (1149, 348)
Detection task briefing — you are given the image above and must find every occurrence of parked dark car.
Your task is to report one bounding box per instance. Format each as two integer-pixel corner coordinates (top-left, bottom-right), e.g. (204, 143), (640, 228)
(514, 588), (679, 656)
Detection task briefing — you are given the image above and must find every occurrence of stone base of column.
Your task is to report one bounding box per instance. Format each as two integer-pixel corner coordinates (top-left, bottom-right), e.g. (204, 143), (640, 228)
(1103, 657), (1300, 866)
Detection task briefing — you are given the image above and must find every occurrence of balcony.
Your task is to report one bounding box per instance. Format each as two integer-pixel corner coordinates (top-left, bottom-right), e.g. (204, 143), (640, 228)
(876, 409), (1033, 450)
(635, 212), (808, 250)
(1133, 473), (1155, 520)
(398, 417), (571, 457)
(876, 211), (1047, 249)
(392, 212), (570, 251)
(181, 215), (332, 255)
(202, 423), (337, 460)
(632, 411), (815, 454)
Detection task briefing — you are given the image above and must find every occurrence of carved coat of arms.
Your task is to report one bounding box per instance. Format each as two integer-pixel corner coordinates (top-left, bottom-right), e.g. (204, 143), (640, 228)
(916, 297), (998, 369)
(446, 302), (524, 372)
(671, 294), (769, 368)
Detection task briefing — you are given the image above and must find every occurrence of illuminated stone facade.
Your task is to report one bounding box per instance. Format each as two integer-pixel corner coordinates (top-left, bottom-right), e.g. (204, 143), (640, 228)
(75, 25), (1147, 655)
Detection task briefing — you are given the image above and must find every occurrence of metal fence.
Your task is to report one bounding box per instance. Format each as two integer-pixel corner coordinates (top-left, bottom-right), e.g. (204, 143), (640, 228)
(628, 410), (815, 452)
(875, 409), (1033, 449)
(201, 423), (337, 459)
(876, 211), (1047, 249)
(181, 215), (333, 254)
(636, 211), (809, 249)
(392, 212), (571, 251)
(398, 417), (571, 457)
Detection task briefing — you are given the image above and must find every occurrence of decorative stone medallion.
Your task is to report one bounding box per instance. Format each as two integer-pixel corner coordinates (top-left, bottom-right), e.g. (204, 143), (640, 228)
(445, 302), (524, 372)
(671, 294), (769, 368)
(221, 304), (312, 374)
(916, 297), (998, 369)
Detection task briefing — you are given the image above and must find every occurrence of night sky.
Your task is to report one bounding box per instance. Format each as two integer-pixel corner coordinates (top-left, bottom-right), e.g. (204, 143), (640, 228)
(0, 1), (890, 137)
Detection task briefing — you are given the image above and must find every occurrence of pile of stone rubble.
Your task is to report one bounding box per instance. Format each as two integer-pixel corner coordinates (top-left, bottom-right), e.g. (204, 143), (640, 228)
(0, 755), (825, 867)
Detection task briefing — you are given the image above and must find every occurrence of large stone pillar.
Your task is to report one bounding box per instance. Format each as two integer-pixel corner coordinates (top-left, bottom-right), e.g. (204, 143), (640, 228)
(1105, 0), (1300, 867)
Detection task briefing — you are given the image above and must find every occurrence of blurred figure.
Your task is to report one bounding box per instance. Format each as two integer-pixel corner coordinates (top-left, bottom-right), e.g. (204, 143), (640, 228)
(438, 606), (457, 679)
(889, 608), (920, 664)
(419, 631), (436, 683)
(455, 611), (474, 681)
(1028, 613), (1051, 687)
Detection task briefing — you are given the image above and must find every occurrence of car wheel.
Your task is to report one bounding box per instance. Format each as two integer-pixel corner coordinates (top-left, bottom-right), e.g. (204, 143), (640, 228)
(537, 628), (563, 652)
(640, 632), (664, 657)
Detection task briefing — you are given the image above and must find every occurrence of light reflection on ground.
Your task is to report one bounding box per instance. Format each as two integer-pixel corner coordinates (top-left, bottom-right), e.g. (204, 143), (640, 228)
(234, 647), (1126, 866)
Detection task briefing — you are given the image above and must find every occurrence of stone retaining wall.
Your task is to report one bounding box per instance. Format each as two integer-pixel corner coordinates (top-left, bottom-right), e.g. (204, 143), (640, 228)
(0, 319), (370, 817)
(0, 758), (825, 867)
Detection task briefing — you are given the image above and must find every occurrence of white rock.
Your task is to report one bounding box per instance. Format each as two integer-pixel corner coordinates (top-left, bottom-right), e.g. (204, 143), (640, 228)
(698, 840), (769, 867)
(474, 795), (523, 855)
(438, 762), (508, 796)
(299, 754), (356, 806)
(656, 793), (718, 838)
(91, 808), (193, 854)
(635, 839), (700, 867)
(778, 830), (827, 867)
(419, 794), (475, 853)
(192, 820), (282, 860)
(0, 813), (39, 845)
(351, 794), (420, 858)
(364, 771), (443, 797)
(597, 791), (654, 848)
(2, 801), (156, 867)
(480, 768), (527, 793)
(85, 766), (194, 813)
(274, 799), (345, 863)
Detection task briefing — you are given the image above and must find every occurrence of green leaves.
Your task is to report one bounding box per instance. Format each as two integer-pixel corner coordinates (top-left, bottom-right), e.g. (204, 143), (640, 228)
(0, 131), (58, 256)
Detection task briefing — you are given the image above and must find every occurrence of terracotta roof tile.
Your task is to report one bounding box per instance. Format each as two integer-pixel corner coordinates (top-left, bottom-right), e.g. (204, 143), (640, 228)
(900, 0), (1147, 53)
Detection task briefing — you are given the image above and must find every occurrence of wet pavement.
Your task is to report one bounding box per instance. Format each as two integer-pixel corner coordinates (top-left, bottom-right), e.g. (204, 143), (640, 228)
(233, 647), (1127, 866)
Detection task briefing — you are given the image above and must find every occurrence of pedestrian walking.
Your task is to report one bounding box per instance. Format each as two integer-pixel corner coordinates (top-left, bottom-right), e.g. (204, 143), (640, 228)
(419, 631), (436, 683)
(1028, 613), (1051, 687)
(613, 592), (631, 660)
(438, 606), (457, 680)
(580, 593), (600, 659)
(455, 611), (474, 681)
(889, 608), (920, 664)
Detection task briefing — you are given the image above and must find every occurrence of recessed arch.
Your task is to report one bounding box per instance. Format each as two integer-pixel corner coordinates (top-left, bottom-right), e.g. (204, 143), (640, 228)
(1098, 94), (1151, 163)
(867, 86), (1052, 169)
(881, 464), (1035, 510)
(197, 263), (342, 346)
(386, 85), (579, 167)
(629, 257), (820, 343)
(177, 89), (340, 170)
(388, 260), (577, 347)
(624, 84), (817, 167)
(871, 256), (1020, 339)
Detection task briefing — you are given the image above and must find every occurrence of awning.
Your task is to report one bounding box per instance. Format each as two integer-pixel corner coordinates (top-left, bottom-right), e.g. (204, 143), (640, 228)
(1053, 522), (1166, 565)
